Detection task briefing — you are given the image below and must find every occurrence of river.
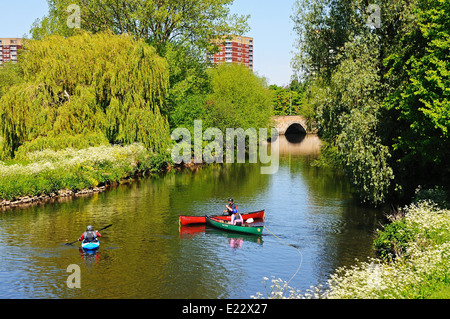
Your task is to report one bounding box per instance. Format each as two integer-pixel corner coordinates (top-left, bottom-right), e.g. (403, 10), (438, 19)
(0, 134), (385, 299)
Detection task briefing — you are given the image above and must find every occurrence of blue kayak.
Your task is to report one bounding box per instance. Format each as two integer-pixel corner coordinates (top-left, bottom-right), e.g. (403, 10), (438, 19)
(81, 240), (100, 250)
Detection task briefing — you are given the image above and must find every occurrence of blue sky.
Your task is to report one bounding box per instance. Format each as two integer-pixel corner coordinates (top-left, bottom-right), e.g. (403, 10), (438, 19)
(0, 0), (296, 86)
(230, 0), (297, 86)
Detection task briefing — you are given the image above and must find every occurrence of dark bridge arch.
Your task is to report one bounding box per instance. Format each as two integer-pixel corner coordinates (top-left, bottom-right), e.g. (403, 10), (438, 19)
(285, 123), (306, 143)
(285, 123), (306, 135)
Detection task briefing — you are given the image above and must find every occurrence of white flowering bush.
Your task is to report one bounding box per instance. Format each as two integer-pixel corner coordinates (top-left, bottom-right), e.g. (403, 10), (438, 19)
(251, 276), (324, 299)
(404, 201), (450, 243)
(253, 201), (450, 299)
(324, 241), (450, 299)
(0, 143), (162, 200)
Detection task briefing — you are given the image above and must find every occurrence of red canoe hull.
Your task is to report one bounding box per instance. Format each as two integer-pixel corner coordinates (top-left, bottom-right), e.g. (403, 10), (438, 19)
(179, 210), (265, 226)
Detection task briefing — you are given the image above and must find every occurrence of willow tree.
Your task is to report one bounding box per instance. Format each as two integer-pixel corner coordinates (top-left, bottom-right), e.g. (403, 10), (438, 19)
(0, 31), (170, 158)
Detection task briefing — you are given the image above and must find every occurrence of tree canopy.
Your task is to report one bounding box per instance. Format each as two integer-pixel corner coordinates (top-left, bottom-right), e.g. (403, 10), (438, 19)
(292, 0), (449, 204)
(205, 64), (273, 133)
(269, 84), (303, 116)
(31, 0), (249, 53)
(0, 31), (170, 159)
(384, 0), (450, 182)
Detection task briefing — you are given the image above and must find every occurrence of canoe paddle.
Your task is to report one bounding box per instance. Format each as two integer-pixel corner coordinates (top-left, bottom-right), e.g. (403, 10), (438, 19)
(63, 224), (113, 246)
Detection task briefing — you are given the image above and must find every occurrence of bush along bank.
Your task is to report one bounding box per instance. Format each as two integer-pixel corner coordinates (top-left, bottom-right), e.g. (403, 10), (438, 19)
(253, 197), (450, 299)
(0, 143), (172, 207)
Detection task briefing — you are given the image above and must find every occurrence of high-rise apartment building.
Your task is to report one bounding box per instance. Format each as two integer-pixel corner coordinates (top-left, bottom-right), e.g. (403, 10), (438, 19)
(0, 38), (23, 65)
(208, 36), (253, 70)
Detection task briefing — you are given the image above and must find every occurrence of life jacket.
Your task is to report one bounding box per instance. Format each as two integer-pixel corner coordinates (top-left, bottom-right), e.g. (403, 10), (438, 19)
(83, 231), (97, 243)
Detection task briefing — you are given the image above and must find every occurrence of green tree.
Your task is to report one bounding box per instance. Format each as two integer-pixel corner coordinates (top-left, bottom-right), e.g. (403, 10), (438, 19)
(292, 0), (418, 82)
(329, 35), (394, 205)
(205, 64), (273, 132)
(0, 62), (24, 99)
(292, 0), (359, 81)
(269, 85), (302, 116)
(164, 43), (211, 129)
(31, 0), (249, 53)
(30, 1), (250, 131)
(291, 0), (428, 205)
(383, 0), (450, 193)
(0, 31), (170, 159)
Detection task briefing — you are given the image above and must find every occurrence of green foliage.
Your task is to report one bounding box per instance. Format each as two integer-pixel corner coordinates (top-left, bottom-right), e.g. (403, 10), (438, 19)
(413, 186), (449, 209)
(299, 79), (328, 130)
(14, 133), (109, 160)
(374, 220), (417, 261)
(337, 108), (394, 205)
(164, 43), (211, 129)
(310, 140), (342, 169)
(292, 0), (419, 82)
(30, 1), (251, 136)
(383, 0), (450, 191)
(269, 84), (302, 116)
(0, 31), (170, 159)
(205, 64), (273, 132)
(169, 94), (209, 131)
(291, 0), (450, 205)
(0, 62), (24, 98)
(292, 0), (360, 81)
(426, 283), (450, 299)
(314, 34), (394, 205)
(31, 0), (249, 53)
(0, 144), (160, 200)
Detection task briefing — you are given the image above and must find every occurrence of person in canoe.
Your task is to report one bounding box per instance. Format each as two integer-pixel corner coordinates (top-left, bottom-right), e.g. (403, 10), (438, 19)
(78, 225), (101, 243)
(224, 198), (237, 215)
(230, 209), (244, 226)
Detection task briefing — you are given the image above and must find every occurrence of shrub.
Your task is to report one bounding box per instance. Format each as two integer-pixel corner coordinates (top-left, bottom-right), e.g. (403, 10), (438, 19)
(373, 220), (417, 261)
(253, 201), (450, 299)
(413, 186), (449, 209)
(0, 143), (162, 201)
(14, 132), (109, 160)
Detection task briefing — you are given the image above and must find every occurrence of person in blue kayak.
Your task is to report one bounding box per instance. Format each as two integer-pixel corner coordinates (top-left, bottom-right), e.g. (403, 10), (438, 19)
(230, 209), (244, 226)
(78, 225), (101, 243)
(224, 198), (237, 215)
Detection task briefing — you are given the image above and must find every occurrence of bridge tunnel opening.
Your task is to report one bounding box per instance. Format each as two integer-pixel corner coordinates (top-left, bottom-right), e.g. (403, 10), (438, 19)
(285, 123), (307, 143)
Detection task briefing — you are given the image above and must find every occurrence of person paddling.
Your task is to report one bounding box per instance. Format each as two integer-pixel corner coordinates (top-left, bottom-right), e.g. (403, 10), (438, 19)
(230, 209), (244, 226)
(224, 198), (237, 215)
(78, 225), (101, 243)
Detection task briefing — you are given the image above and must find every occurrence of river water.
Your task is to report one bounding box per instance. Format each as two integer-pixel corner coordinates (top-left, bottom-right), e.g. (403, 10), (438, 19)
(0, 135), (385, 299)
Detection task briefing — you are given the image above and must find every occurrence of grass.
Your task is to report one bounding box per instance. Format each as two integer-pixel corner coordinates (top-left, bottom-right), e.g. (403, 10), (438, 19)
(0, 143), (171, 201)
(427, 284), (450, 299)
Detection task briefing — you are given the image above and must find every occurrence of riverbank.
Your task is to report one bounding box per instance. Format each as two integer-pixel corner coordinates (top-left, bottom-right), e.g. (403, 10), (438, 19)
(0, 143), (171, 209)
(254, 197), (450, 299)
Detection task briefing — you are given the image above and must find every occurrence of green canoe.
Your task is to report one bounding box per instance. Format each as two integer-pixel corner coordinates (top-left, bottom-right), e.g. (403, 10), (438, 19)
(205, 216), (263, 236)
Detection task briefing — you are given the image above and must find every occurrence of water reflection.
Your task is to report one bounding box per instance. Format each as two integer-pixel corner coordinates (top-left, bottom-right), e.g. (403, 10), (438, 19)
(0, 133), (385, 299)
(79, 248), (101, 264)
(229, 238), (243, 250)
(279, 133), (321, 156)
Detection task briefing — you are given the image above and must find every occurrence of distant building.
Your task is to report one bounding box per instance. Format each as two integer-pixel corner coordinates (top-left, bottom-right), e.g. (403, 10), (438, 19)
(208, 35), (253, 70)
(0, 38), (23, 65)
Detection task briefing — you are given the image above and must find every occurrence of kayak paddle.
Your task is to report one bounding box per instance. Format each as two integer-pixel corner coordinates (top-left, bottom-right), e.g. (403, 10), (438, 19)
(64, 224), (113, 246)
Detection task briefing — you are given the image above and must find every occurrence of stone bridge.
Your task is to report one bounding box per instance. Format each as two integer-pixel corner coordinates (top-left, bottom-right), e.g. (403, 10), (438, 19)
(271, 115), (313, 135)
